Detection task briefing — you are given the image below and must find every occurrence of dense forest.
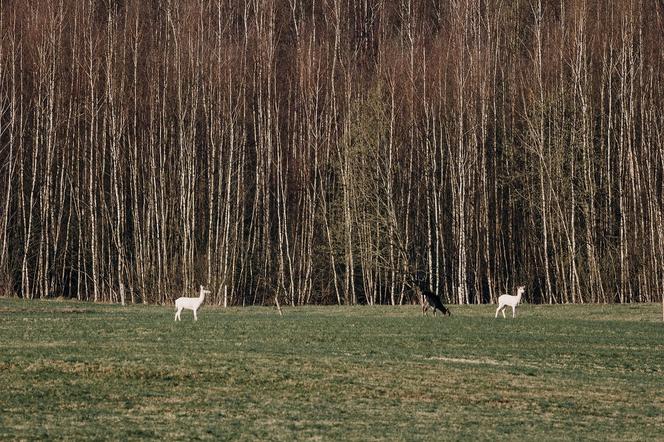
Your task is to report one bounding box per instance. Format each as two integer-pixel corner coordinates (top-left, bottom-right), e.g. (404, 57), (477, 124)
(0, 0), (663, 305)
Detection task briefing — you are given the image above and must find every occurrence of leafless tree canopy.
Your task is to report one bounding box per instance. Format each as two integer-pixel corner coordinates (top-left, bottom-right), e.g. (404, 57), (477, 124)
(1, 0), (663, 305)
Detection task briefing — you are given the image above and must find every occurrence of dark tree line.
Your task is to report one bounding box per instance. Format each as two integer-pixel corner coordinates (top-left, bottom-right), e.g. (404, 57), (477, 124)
(1, 0), (663, 306)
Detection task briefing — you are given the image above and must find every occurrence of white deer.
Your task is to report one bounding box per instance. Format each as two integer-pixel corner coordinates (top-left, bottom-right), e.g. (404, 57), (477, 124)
(175, 285), (210, 321)
(495, 286), (526, 318)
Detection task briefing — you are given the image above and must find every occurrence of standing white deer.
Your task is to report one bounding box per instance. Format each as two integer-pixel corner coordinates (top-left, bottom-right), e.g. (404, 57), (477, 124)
(495, 286), (526, 318)
(175, 285), (210, 321)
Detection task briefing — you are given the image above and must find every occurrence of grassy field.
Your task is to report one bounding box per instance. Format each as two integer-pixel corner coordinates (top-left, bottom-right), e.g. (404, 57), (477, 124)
(0, 298), (662, 441)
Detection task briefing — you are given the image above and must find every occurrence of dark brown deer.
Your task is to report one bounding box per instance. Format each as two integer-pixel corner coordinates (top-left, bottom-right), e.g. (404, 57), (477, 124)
(415, 285), (451, 317)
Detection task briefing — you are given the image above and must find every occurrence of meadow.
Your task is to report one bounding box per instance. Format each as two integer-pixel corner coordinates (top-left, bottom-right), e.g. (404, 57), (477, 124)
(0, 298), (662, 440)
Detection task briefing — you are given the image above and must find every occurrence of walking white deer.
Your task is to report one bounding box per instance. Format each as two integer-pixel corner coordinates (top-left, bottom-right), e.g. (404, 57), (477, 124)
(175, 285), (210, 321)
(495, 286), (526, 318)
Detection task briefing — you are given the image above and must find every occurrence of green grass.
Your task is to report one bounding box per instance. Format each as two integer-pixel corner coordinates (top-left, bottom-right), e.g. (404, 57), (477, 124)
(0, 299), (662, 440)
